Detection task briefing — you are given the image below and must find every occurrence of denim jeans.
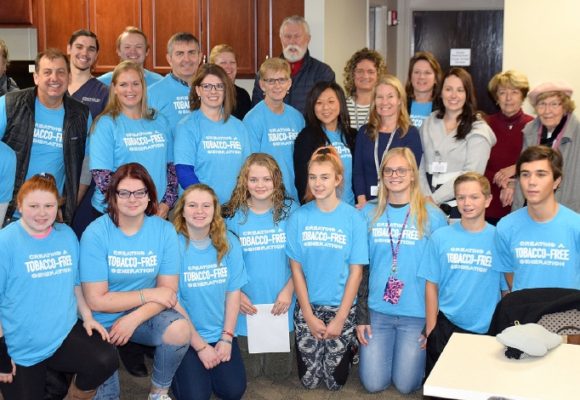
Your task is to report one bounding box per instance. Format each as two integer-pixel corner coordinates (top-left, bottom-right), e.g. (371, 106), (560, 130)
(171, 338), (246, 400)
(358, 311), (425, 394)
(94, 308), (188, 399)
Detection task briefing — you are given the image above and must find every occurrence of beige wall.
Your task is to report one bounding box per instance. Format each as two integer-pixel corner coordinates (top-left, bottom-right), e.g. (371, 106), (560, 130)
(324, 0), (368, 87)
(504, 0), (580, 115)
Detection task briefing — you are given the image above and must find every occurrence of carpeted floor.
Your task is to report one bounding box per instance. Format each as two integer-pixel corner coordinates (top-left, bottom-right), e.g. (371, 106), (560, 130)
(120, 362), (426, 399)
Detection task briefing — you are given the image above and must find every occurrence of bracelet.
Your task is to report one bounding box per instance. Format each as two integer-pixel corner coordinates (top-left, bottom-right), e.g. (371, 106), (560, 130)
(218, 338), (232, 345)
(222, 330), (234, 338)
(195, 344), (207, 353)
(139, 289), (146, 305)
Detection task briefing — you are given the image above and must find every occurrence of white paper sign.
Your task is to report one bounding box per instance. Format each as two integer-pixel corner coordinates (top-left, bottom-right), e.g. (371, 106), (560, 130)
(450, 48), (471, 66)
(246, 303), (291, 354)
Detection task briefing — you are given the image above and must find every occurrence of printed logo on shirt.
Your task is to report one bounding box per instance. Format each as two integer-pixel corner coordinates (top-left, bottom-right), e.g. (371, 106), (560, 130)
(514, 241), (570, 267)
(172, 96), (190, 115)
(410, 114), (426, 128)
(81, 96), (102, 104)
(302, 225), (347, 250)
(330, 141), (352, 159)
(123, 131), (166, 152)
(238, 228), (286, 252)
(108, 250), (157, 274)
(182, 263), (228, 288)
(202, 135), (242, 155)
(267, 127), (299, 147)
(372, 222), (419, 245)
(447, 247), (492, 272)
(33, 123), (63, 148)
(25, 249), (73, 279)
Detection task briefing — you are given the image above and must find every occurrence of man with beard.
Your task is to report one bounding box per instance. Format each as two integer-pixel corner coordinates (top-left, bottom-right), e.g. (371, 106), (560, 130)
(251, 15), (335, 114)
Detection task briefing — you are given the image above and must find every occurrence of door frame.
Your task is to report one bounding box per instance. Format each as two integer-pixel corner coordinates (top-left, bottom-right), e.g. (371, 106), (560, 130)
(393, 0), (504, 79)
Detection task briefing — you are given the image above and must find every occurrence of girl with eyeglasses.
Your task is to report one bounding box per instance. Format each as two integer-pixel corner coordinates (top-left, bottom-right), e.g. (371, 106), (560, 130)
(294, 82), (357, 205)
(286, 146), (368, 390)
(222, 153), (297, 379)
(174, 63), (252, 204)
(170, 184), (247, 400)
(356, 147), (446, 395)
(89, 61), (176, 221)
(243, 58), (304, 202)
(80, 163), (190, 400)
(0, 173), (117, 400)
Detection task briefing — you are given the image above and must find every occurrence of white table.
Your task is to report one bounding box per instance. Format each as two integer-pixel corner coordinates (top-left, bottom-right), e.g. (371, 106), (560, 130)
(424, 332), (579, 400)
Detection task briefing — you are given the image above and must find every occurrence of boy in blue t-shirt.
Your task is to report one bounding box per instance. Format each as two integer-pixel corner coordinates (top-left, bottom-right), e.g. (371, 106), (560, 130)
(418, 172), (503, 378)
(494, 145), (580, 291)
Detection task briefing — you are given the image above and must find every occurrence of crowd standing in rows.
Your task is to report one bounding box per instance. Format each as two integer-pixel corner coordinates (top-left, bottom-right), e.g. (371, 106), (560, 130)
(0, 13), (579, 400)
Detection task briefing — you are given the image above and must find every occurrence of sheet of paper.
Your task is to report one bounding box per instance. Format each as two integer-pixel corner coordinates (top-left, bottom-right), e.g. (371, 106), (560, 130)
(246, 303), (290, 354)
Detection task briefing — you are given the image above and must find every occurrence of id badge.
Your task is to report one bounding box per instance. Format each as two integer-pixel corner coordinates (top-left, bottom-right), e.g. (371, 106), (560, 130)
(370, 185), (378, 197)
(430, 161), (447, 173)
(383, 276), (405, 304)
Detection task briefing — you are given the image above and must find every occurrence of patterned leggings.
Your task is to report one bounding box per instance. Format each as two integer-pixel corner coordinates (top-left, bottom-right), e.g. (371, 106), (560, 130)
(294, 304), (357, 390)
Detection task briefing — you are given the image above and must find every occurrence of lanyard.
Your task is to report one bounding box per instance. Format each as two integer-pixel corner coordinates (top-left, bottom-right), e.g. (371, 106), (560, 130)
(386, 206), (410, 273)
(374, 128), (398, 177)
(536, 114), (570, 150)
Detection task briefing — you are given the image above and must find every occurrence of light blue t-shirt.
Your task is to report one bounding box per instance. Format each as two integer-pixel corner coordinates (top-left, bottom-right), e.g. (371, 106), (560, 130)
(80, 215), (180, 328)
(0, 96), (92, 213)
(174, 109), (252, 203)
(243, 101), (304, 201)
(494, 205), (580, 290)
(148, 74), (191, 130)
(0, 222), (78, 366)
(364, 203), (447, 318)
(324, 129), (355, 205)
(97, 68), (163, 88)
(410, 101), (432, 128)
(227, 202), (298, 335)
(178, 231), (247, 343)
(0, 141), (16, 203)
(89, 113), (172, 212)
(285, 201), (369, 306)
(417, 222), (502, 333)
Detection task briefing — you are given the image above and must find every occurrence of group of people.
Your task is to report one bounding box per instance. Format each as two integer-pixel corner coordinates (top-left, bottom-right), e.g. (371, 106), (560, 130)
(0, 12), (579, 400)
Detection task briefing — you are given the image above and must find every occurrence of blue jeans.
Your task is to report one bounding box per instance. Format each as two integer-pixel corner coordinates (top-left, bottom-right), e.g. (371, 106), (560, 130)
(358, 311), (425, 394)
(171, 338), (246, 400)
(95, 308), (188, 399)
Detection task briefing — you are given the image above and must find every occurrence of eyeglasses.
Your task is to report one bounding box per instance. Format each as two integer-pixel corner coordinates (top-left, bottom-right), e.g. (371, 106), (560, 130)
(116, 188), (148, 199)
(262, 78), (289, 86)
(199, 83), (225, 92)
(536, 101), (562, 110)
(383, 167), (410, 177)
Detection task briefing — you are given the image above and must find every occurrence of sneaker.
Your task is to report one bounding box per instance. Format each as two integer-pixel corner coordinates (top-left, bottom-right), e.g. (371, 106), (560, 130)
(148, 393), (172, 400)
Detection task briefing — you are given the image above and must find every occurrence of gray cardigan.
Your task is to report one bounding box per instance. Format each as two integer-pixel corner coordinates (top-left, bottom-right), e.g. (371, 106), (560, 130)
(513, 114), (580, 213)
(419, 113), (496, 205)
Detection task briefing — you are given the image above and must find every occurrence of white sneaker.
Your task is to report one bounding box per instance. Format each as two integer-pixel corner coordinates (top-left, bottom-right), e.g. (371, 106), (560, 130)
(148, 393), (172, 400)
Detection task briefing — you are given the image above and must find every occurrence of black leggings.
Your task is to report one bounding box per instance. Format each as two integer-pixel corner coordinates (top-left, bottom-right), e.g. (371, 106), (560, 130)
(0, 320), (118, 400)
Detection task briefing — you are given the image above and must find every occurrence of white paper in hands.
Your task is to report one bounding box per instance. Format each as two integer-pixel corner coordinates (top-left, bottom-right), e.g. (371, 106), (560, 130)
(246, 303), (290, 354)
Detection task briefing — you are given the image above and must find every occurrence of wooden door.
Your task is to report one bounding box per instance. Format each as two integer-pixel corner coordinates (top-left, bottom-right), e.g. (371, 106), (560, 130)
(413, 10), (503, 114)
(88, 0), (142, 73)
(34, 0), (89, 51)
(202, 0), (256, 77)
(142, 0), (202, 74)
